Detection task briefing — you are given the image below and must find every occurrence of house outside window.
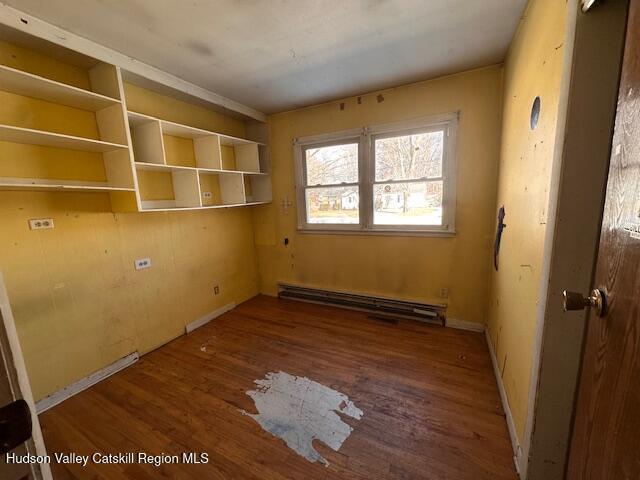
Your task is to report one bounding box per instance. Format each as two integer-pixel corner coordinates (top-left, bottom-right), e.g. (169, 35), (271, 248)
(294, 113), (458, 235)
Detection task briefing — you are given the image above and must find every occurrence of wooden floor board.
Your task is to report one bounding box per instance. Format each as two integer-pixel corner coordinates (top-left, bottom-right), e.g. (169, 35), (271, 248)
(40, 295), (516, 479)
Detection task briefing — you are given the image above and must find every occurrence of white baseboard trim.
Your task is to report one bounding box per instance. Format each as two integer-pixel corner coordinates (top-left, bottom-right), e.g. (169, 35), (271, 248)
(445, 317), (485, 332)
(185, 302), (235, 334)
(485, 329), (522, 476)
(35, 352), (139, 414)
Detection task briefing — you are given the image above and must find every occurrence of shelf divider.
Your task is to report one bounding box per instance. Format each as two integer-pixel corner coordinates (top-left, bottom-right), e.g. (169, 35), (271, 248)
(135, 162), (196, 172)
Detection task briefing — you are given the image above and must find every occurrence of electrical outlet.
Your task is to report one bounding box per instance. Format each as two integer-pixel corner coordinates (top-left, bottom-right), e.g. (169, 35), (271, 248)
(28, 218), (54, 230)
(134, 258), (152, 270)
(214, 285), (220, 295)
(202, 191), (212, 199)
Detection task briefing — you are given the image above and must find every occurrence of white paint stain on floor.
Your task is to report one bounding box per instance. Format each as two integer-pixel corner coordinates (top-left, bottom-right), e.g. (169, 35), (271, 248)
(241, 371), (363, 466)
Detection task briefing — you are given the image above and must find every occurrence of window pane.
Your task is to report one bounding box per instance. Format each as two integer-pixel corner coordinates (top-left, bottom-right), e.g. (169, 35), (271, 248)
(305, 143), (358, 186)
(373, 181), (442, 226)
(306, 186), (359, 224)
(375, 131), (443, 181)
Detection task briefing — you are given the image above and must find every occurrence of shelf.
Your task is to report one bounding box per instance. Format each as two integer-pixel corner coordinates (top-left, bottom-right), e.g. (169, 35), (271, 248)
(0, 34), (271, 211)
(128, 111), (270, 175)
(0, 124), (129, 153)
(219, 133), (264, 146)
(0, 64), (121, 111)
(128, 111), (157, 127)
(135, 162), (196, 172)
(138, 201), (270, 212)
(204, 201), (270, 209)
(129, 111), (265, 146)
(159, 119), (212, 139)
(244, 174), (272, 203)
(140, 206), (200, 212)
(198, 167), (266, 176)
(0, 178), (135, 193)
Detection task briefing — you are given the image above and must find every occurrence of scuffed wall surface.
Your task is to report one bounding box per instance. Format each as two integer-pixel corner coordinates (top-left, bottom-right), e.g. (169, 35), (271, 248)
(0, 196), (258, 401)
(253, 66), (503, 326)
(0, 40), (259, 401)
(487, 0), (567, 442)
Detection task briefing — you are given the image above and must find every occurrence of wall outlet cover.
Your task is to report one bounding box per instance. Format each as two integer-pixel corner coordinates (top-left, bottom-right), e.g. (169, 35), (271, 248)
(29, 218), (54, 230)
(134, 258), (152, 270)
(202, 191), (212, 199)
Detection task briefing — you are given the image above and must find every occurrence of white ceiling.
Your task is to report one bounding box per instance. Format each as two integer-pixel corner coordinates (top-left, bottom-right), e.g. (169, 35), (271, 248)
(5, 0), (527, 114)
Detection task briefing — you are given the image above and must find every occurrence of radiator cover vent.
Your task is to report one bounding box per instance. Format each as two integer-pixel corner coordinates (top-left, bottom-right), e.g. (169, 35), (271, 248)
(278, 283), (445, 326)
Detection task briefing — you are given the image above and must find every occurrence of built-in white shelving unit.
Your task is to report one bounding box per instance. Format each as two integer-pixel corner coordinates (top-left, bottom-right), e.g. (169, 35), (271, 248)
(0, 27), (271, 213)
(128, 111), (271, 212)
(0, 34), (136, 199)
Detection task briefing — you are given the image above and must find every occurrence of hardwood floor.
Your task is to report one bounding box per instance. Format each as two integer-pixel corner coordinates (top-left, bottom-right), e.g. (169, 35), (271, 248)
(40, 295), (517, 479)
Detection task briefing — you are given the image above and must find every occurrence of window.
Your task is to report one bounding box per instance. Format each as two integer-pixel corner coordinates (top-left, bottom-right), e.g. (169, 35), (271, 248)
(302, 140), (360, 225)
(294, 113), (458, 235)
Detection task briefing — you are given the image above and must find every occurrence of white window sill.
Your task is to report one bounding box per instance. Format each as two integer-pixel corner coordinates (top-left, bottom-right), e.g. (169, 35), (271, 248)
(297, 228), (456, 238)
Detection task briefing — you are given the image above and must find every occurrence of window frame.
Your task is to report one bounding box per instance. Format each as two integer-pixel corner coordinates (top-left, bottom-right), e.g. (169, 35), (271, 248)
(294, 112), (458, 236)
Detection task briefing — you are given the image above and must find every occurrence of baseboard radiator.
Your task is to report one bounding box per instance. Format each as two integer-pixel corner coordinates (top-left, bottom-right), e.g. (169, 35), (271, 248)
(278, 283), (445, 326)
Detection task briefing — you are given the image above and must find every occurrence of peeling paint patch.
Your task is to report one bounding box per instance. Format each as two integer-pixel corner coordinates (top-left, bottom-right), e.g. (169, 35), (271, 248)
(241, 371), (363, 466)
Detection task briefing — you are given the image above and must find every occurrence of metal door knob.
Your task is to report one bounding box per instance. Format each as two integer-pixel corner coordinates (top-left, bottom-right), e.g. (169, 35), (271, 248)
(563, 289), (607, 317)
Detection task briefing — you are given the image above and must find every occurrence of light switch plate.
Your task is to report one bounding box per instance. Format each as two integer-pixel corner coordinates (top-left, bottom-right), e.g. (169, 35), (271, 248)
(134, 258), (152, 270)
(28, 218), (54, 230)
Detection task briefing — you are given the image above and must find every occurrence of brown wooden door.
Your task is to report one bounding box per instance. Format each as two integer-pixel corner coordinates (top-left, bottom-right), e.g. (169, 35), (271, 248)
(567, 1), (640, 478)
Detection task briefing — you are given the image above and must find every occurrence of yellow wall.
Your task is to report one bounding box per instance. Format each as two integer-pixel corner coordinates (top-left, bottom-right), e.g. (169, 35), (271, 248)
(162, 134), (197, 168)
(0, 42), (259, 401)
(136, 170), (175, 201)
(254, 66), (503, 325)
(0, 3), (567, 420)
(221, 145), (237, 170)
(0, 40), (91, 89)
(123, 83), (245, 138)
(487, 0), (567, 441)
(200, 175), (223, 206)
